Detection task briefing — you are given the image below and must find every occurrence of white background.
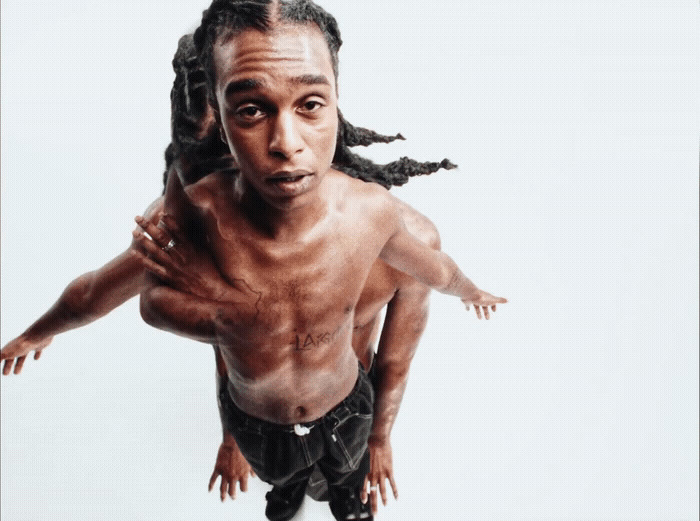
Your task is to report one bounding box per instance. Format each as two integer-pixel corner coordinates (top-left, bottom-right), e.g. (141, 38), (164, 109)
(2, 1), (698, 519)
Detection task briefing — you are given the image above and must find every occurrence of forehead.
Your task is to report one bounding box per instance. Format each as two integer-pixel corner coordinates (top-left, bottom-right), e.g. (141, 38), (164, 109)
(212, 23), (335, 98)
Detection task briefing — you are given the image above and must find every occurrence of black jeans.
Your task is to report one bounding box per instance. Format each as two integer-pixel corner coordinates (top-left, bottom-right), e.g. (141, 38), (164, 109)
(218, 364), (374, 491)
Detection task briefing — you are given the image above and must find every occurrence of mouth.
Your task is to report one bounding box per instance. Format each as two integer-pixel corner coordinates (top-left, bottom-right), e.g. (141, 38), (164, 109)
(265, 170), (314, 194)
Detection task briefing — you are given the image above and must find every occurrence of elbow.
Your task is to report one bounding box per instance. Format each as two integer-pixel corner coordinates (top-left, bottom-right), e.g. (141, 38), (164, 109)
(434, 261), (458, 293)
(139, 289), (162, 329)
(376, 354), (413, 382)
(61, 274), (98, 321)
(426, 225), (442, 252)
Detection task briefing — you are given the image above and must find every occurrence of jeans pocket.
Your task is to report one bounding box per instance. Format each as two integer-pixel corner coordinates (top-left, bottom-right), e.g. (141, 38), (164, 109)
(233, 426), (267, 471)
(332, 412), (373, 470)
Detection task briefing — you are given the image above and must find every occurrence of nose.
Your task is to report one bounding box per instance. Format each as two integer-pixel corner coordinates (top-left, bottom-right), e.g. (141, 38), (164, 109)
(268, 111), (304, 159)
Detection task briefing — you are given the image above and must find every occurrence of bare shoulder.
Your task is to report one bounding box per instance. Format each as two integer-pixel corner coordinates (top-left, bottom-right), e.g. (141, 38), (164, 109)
(329, 171), (401, 225)
(390, 195), (441, 250)
(183, 171), (235, 210)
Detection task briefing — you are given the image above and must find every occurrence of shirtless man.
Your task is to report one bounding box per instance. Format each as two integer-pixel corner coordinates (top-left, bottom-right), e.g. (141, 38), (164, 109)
(1, 29), (457, 518)
(208, 196), (440, 515)
(132, 2), (506, 519)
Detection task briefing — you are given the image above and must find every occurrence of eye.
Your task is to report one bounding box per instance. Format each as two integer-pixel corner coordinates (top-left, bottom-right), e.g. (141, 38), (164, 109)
(234, 103), (265, 123)
(299, 98), (325, 114)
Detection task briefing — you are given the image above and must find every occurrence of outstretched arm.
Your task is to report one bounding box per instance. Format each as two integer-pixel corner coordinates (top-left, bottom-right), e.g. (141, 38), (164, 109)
(379, 210), (506, 316)
(1, 199), (164, 375)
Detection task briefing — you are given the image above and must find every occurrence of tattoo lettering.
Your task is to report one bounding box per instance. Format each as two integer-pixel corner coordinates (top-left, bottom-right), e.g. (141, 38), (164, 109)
(291, 328), (338, 351)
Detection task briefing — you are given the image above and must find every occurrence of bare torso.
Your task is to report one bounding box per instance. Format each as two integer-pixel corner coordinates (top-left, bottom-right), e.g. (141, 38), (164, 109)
(187, 170), (399, 424)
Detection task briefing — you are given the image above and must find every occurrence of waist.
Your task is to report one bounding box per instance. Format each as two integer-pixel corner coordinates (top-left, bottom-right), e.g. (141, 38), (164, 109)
(223, 362), (371, 434)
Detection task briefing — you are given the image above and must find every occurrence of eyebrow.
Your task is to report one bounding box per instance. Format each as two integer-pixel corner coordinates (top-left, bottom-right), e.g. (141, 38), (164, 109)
(290, 74), (330, 87)
(224, 74), (330, 98)
(224, 78), (264, 97)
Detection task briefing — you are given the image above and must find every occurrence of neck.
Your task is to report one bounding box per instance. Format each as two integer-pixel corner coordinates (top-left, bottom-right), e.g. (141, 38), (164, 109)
(236, 176), (328, 241)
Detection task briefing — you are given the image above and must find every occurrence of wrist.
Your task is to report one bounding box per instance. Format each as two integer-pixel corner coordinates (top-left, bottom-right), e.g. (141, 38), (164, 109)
(368, 433), (389, 446)
(23, 330), (48, 345)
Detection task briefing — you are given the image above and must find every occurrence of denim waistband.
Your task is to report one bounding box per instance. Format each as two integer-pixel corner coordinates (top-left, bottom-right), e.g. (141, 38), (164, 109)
(224, 362), (368, 435)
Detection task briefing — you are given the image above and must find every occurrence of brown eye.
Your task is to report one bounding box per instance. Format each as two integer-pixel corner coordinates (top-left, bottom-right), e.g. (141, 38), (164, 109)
(300, 99), (324, 113)
(234, 104), (264, 122)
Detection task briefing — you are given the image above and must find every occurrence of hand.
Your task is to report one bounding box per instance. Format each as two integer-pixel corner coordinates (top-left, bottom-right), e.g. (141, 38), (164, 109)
(132, 215), (226, 301)
(461, 288), (507, 320)
(361, 437), (398, 513)
(208, 441), (255, 501)
(1, 334), (53, 375)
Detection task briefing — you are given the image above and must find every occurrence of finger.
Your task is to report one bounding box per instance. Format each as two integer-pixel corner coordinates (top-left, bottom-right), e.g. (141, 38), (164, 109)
(221, 478), (229, 501)
(3, 359), (13, 375)
(474, 305), (482, 319)
(389, 474), (398, 499)
(491, 305), (497, 312)
(208, 471), (219, 492)
(131, 251), (173, 281)
(379, 477), (388, 506)
(483, 306), (490, 320)
(250, 469), (256, 478)
(361, 476), (369, 504)
(135, 253), (173, 282)
(135, 216), (170, 247)
(158, 216), (186, 264)
(14, 355), (26, 374)
(133, 231), (180, 268)
(370, 483), (379, 514)
(34, 349), (42, 360)
(498, 297), (508, 303)
(240, 472), (248, 492)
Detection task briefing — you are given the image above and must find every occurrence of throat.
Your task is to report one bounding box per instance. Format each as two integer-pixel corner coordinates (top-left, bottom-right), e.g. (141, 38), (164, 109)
(243, 189), (330, 241)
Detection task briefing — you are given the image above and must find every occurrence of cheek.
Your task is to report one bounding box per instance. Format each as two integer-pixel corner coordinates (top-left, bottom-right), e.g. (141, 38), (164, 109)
(308, 120), (338, 162)
(228, 128), (265, 162)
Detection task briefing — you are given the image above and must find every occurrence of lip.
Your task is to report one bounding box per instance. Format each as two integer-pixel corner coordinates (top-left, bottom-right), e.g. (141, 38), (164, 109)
(266, 170), (313, 182)
(264, 170), (315, 195)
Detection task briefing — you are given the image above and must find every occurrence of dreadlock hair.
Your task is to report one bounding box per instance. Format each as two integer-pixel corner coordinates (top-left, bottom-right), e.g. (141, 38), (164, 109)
(163, 33), (233, 192)
(192, 0), (456, 189)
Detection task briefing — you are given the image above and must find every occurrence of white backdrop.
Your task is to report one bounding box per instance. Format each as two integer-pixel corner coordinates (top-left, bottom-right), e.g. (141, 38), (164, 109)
(2, 1), (698, 519)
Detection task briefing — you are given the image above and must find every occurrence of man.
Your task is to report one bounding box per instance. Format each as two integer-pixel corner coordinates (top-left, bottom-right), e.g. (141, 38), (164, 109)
(1, 29), (462, 518)
(133, 2), (506, 519)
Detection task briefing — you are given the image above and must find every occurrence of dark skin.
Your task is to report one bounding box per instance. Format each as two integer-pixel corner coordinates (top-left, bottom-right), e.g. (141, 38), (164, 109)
(201, 195), (440, 510)
(136, 22), (505, 507)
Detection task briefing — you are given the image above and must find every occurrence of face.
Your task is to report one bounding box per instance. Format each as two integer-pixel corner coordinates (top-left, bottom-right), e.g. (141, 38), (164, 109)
(212, 23), (339, 207)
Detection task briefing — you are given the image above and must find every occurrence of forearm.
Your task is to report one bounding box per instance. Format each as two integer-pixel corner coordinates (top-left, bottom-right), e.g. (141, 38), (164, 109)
(369, 290), (429, 442)
(438, 258), (479, 299)
(139, 283), (221, 344)
(369, 367), (410, 443)
(21, 251), (143, 341)
(381, 227), (479, 301)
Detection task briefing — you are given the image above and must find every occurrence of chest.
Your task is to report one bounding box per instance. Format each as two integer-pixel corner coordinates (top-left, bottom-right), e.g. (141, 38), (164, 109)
(204, 213), (379, 335)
